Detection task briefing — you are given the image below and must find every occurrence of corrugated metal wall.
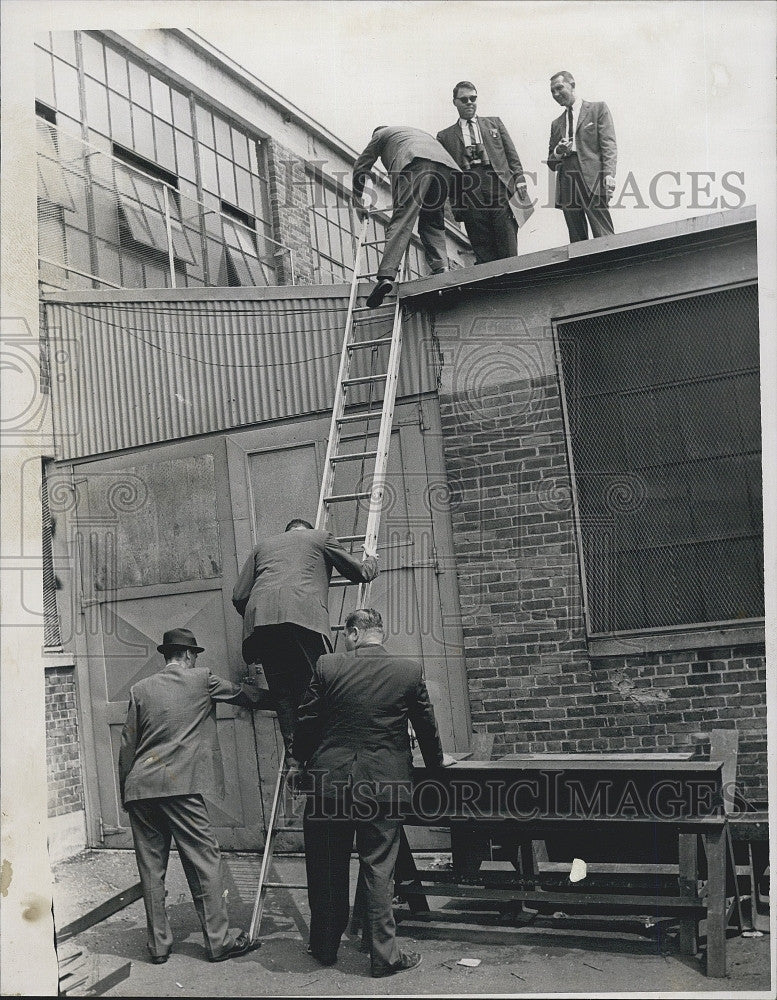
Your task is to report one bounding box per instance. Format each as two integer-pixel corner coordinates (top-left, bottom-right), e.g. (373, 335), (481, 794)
(44, 289), (436, 459)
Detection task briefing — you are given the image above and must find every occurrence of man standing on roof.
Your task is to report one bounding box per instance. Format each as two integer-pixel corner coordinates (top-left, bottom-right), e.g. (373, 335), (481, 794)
(547, 70), (617, 242)
(232, 518), (378, 757)
(352, 126), (461, 308)
(437, 80), (530, 264)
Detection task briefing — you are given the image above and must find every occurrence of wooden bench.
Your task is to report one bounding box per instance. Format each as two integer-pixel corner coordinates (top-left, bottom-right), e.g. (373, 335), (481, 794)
(400, 754), (733, 976)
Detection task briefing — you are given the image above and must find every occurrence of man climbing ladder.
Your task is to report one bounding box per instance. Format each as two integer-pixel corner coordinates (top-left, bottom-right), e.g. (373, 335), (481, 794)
(352, 125), (461, 307)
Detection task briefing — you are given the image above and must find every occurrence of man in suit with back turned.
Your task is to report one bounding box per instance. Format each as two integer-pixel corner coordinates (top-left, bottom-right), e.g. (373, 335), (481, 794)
(232, 518), (378, 757)
(118, 627), (262, 964)
(437, 81), (529, 264)
(352, 125), (461, 308)
(547, 70), (617, 242)
(293, 607), (455, 978)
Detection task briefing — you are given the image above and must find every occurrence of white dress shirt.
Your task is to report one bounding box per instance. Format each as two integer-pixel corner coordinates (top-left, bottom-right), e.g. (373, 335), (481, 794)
(459, 115), (483, 146)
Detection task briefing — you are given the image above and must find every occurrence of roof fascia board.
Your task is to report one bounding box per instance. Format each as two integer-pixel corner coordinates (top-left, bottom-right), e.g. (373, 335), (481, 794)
(399, 206), (757, 301)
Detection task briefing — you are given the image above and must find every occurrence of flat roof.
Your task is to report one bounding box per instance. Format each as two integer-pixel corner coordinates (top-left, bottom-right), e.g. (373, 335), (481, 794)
(398, 205), (757, 303)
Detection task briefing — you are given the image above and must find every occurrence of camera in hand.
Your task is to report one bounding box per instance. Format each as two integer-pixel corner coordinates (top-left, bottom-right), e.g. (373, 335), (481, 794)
(464, 143), (485, 166)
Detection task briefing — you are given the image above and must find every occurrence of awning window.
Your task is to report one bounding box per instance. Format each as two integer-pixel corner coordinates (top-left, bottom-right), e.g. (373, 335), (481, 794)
(116, 166), (195, 264)
(222, 218), (270, 286)
(36, 121), (76, 212)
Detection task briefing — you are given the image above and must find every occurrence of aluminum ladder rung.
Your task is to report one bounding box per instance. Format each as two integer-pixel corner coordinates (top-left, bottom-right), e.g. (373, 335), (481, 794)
(323, 490), (371, 504)
(337, 409), (382, 424)
(348, 336), (393, 350)
(330, 450), (378, 464)
(336, 533), (367, 544)
(352, 304), (395, 315)
(342, 373), (388, 387)
(264, 882), (308, 890)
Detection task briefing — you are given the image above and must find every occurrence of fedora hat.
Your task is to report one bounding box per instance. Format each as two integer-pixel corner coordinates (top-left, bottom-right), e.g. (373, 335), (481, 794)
(157, 627), (204, 654)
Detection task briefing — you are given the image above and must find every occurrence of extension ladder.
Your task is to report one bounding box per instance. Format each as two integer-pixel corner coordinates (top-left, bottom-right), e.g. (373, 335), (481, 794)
(248, 206), (411, 943)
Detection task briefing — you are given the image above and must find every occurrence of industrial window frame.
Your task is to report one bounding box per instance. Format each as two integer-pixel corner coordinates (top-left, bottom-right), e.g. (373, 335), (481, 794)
(554, 281), (763, 641)
(113, 152), (196, 265)
(220, 218), (271, 287)
(306, 171), (357, 284)
(36, 115), (76, 212)
(306, 169), (427, 284)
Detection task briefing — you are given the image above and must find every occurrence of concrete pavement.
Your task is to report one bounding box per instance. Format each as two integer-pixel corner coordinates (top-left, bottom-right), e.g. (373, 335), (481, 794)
(52, 849), (771, 996)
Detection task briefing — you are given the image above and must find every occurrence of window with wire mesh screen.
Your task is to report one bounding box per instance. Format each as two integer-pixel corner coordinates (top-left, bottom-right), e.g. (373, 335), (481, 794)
(557, 283), (762, 635)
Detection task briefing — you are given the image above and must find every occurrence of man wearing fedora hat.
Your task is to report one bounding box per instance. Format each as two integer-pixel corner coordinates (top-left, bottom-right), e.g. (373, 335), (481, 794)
(119, 627), (262, 964)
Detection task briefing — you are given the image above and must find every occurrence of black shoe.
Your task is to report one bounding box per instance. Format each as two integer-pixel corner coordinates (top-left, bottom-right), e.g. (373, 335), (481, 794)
(308, 945), (337, 966)
(149, 953), (169, 965)
(366, 279), (394, 308)
(210, 931), (261, 962)
(372, 951), (422, 978)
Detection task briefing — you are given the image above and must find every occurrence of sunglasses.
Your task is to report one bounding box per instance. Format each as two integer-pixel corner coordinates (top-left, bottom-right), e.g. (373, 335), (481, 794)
(456, 95), (477, 103)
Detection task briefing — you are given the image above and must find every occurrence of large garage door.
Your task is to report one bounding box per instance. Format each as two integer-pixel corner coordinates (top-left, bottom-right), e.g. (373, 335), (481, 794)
(60, 397), (469, 851)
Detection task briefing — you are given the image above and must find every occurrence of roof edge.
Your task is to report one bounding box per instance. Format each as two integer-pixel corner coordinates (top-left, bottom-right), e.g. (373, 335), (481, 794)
(398, 205), (757, 301)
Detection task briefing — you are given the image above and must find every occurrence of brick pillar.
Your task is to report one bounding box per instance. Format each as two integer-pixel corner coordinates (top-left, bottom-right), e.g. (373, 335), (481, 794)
(45, 665), (85, 818)
(265, 138), (315, 285)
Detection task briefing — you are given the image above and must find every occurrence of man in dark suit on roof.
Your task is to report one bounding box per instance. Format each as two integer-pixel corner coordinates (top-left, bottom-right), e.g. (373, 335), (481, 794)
(352, 125), (461, 308)
(293, 607), (455, 978)
(437, 81), (530, 264)
(232, 518), (378, 756)
(547, 70), (617, 242)
(118, 627), (262, 964)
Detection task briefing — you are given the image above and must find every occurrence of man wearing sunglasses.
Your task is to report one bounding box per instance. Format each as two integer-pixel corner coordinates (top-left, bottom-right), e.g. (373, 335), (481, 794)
(437, 82), (530, 264)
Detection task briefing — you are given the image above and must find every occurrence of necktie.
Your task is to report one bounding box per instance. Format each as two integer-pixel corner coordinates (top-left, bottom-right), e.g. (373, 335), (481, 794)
(467, 119), (477, 145)
(566, 106), (574, 144)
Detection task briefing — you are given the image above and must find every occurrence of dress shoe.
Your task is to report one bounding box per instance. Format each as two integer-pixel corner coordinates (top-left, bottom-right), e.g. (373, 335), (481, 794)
(366, 279), (394, 309)
(149, 953), (169, 965)
(371, 950), (422, 978)
(210, 931), (261, 962)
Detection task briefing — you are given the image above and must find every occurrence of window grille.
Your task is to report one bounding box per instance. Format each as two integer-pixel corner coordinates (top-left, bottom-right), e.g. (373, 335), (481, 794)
(557, 284), (763, 635)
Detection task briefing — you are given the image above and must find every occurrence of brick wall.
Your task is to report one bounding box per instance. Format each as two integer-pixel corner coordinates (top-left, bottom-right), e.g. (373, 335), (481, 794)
(439, 374), (768, 803)
(266, 138), (315, 284)
(45, 665), (84, 818)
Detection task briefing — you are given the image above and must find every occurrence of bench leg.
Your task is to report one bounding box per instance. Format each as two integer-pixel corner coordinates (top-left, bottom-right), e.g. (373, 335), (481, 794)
(450, 821), (489, 879)
(704, 827), (727, 978)
(678, 833), (699, 956)
(393, 826), (430, 915)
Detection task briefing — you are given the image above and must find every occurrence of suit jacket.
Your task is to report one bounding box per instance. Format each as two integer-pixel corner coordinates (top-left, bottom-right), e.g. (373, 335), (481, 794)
(118, 664), (259, 806)
(232, 528), (378, 645)
(293, 643), (444, 800)
(547, 100), (617, 206)
(437, 116), (526, 221)
(352, 126), (460, 201)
